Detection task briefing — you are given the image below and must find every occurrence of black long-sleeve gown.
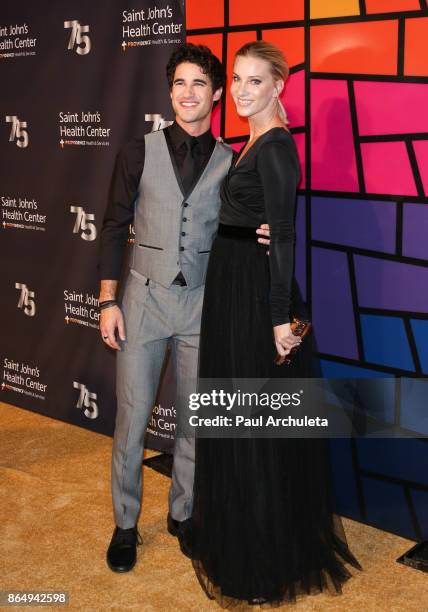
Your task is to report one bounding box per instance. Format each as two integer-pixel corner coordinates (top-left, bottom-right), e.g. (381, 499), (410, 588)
(190, 127), (362, 607)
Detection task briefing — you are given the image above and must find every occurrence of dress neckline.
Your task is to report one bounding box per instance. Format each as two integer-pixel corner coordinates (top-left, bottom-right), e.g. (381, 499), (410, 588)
(233, 126), (291, 169)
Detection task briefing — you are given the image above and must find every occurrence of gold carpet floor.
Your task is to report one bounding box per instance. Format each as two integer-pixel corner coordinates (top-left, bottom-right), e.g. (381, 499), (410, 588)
(0, 401), (426, 612)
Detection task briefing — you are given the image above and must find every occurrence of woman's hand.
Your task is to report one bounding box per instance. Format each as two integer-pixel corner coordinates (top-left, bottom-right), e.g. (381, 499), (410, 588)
(273, 322), (302, 357)
(256, 223), (270, 246)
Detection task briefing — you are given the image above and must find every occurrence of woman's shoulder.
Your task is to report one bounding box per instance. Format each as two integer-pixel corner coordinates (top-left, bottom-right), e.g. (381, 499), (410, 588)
(266, 126), (293, 138)
(257, 128), (298, 163)
(260, 127), (295, 147)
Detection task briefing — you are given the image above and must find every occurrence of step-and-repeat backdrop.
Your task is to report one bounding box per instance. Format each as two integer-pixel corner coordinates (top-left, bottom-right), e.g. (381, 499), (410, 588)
(0, 0), (185, 451)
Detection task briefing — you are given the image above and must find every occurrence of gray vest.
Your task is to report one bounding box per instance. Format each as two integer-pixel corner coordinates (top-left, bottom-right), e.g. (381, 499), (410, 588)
(131, 128), (233, 289)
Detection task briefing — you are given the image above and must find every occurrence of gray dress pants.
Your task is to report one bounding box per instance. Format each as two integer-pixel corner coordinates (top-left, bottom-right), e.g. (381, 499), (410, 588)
(112, 268), (202, 529)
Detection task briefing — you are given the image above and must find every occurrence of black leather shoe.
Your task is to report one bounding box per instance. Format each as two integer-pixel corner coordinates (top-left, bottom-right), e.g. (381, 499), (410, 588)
(176, 518), (192, 559)
(106, 526), (143, 573)
(167, 512), (179, 537)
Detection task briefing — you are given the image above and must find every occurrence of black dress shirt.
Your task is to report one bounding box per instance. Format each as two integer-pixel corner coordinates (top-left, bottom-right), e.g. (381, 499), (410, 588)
(98, 122), (216, 280)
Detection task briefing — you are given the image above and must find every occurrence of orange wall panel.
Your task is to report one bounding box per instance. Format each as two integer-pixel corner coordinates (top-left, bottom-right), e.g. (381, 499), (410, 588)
(186, 34), (223, 62)
(404, 17), (428, 76)
(186, 0), (224, 29)
(366, 0), (420, 13)
(262, 27), (305, 68)
(229, 0), (304, 26)
(310, 0), (360, 19)
(311, 20), (398, 75)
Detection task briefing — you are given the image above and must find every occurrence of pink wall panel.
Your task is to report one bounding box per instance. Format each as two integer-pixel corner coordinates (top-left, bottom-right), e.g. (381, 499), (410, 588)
(413, 140), (428, 197)
(231, 141), (246, 153)
(294, 132), (306, 189)
(361, 142), (417, 196)
(311, 79), (359, 191)
(211, 103), (221, 140)
(355, 81), (428, 136)
(282, 69), (305, 128)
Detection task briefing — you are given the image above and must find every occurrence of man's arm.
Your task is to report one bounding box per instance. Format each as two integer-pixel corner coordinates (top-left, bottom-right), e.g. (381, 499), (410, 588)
(99, 279), (118, 302)
(98, 140), (144, 280)
(99, 280), (124, 350)
(98, 139), (145, 349)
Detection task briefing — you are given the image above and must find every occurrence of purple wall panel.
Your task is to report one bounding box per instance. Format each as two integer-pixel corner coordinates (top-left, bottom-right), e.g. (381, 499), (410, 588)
(312, 247), (358, 358)
(312, 196), (396, 253)
(355, 255), (428, 312)
(295, 195), (306, 301)
(403, 203), (428, 260)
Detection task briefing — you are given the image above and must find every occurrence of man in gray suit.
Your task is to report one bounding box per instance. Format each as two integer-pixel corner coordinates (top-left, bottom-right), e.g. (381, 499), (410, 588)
(98, 44), (269, 572)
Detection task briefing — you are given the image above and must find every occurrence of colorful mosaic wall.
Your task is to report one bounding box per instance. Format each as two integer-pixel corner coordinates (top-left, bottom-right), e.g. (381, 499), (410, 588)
(186, 1), (428, 541)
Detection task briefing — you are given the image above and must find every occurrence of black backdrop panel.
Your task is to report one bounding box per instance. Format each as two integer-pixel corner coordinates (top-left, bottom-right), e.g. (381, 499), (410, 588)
(1, 1), (184, 450)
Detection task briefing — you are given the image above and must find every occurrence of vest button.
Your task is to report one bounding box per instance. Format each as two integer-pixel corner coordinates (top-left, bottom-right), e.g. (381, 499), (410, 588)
(180, 246), (185, 251)
(183, 202), (189, 207)
(181, 231), (186, 236)
(183, 217), (187, 222)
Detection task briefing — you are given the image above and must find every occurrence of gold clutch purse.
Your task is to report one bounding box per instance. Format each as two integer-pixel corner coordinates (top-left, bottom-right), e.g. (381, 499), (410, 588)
(274, 318), (312, 366)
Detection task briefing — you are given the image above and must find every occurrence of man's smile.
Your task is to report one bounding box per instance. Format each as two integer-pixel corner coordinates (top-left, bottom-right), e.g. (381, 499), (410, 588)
(180, 100), (199, 107)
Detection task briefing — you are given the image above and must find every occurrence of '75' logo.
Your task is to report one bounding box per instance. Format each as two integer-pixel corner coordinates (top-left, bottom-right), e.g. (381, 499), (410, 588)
(70, 206), (97, 241)
(15, 283), (36, 316)
(6, 116), (29, 148)
(64, 20), (91, 55)
(73, 382), (98, 419)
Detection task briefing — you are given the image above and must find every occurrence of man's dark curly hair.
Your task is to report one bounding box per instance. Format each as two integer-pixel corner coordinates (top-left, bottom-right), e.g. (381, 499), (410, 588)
(166, 43), (226, 93)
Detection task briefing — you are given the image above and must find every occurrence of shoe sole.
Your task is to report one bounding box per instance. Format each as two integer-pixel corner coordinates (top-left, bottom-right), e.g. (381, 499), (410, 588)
(106, 558), (136, 573)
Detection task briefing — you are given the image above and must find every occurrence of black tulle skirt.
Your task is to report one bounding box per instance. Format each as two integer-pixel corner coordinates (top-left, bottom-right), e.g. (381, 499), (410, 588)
(190, 225), (362, 607)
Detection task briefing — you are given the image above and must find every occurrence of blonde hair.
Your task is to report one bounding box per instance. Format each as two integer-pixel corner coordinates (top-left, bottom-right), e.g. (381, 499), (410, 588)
(235, 41), (290, 127)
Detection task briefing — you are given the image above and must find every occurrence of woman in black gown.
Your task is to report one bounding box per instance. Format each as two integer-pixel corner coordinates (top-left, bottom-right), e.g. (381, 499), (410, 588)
(190, 41), (362, 607)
